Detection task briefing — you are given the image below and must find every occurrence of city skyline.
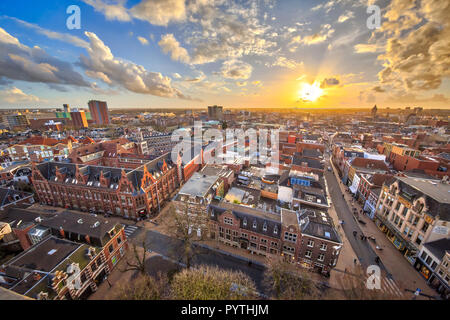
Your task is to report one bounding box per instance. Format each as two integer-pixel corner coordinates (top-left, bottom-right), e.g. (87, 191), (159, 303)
(0, 0), (449, 110)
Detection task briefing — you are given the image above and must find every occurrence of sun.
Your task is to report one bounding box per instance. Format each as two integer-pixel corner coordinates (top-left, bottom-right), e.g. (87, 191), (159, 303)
(298, 81), (323, 102)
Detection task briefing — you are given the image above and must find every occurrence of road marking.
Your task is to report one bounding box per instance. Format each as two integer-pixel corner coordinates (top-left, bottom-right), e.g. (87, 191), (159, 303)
(381, 278), (403, 297)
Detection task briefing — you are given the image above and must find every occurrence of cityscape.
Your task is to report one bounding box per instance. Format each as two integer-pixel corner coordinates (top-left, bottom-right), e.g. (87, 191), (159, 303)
(0, 0), (449, 307)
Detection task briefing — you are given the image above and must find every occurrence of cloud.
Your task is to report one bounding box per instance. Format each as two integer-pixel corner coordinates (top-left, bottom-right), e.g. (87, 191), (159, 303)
(137, 36), (149, 46)
(130, 0), (186, 26)
(82, 0), (131, 21)
(172, 73), (182, 79)
(270, 56), (303, 69)
(320, 77), (340, 88)
(372, 86), (385, 93)
(338, 11), (354, 23)
(288, 24), (335, 51)
(354, 43), (384, 53)
(373, 0), (450, 92)
(0, 27), (90, 88)
(220, 60), (253, 80)
(79, 31), (194, 100)
(83, 0), (186, 26)
(0, 86), (40, 104)
(4, 16), (89, 48)
(158, 34), (191, 64)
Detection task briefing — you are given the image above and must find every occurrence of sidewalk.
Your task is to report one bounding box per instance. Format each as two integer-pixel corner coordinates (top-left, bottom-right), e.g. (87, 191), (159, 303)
(332, 168), (438, 299)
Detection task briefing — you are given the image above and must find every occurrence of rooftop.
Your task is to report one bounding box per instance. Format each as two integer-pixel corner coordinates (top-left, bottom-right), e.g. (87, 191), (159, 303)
(178, 172), (220, 198)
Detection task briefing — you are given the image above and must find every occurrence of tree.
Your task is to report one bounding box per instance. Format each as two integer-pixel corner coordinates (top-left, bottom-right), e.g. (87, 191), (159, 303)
(162, 203), (211, 268)
(170, 265), (258, 300)
(115, 272), (169, 300)
(264, 255), (319, 300)
(120, 234), (149, 275)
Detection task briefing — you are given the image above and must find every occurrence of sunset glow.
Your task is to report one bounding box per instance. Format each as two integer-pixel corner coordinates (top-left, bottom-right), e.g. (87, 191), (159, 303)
(298, 82), (324, 102)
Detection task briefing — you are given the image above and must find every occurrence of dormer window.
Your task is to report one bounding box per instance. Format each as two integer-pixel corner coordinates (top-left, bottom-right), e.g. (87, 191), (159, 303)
(243, 218), (247, 227)
(263, 222), (267, 232)
(252, 220), (257, 229)
(273, 225), (278, 235)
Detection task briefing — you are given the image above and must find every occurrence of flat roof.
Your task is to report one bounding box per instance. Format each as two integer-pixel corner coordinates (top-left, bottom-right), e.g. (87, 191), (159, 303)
(178, 172), (220, 198)
(396, 176), (450, 204)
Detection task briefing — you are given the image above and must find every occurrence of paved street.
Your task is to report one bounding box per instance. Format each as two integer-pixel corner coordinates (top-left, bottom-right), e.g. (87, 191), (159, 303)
(325, 163), (388, 272)
(143, 230), (268, 294)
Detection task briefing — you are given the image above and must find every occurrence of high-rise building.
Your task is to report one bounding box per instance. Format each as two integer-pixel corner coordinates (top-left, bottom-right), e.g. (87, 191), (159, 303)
(70, 110), (88, 128)
(208, 105), (223, 120)
(6, 113), (29, 128)
(63, 104), (71, 112)
(88, 100), (110, 125)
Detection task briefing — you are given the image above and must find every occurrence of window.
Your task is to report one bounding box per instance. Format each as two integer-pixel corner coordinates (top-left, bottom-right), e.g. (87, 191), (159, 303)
(395, 202), (401, 211)
(224, 217), (233, 225)
(250, 235), (258, 241)
(320, 243), (327, 251)
(318, 253), (325, 262)
(421, 222), (429, 233)
(252, 220), (257, 229)
(284, 232), (297, 243)
(109, 244), (114, 253)
(431, 261), (437, 270)
(117, 236), (122, 245)
(273, 225), (278, 235)
(415, 234), (423, 246)
(262, 222), (267, 232)
(305, 250), (312, 258)
(307, 240), (314, 247)
(402, 207), (408, 217)
(283, 245), (295, 253)
(261, 238), (267, 244)
(241, 233), (248, 239)
(420, 251), (427, 260)
(243, 218), (247, 227)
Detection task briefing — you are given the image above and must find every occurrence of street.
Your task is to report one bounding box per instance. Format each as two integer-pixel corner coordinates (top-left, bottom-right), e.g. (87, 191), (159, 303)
(325, 167), (389, 274)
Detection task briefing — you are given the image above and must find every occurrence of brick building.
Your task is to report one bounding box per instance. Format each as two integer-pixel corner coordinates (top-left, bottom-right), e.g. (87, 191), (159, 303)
(0, 211), (126, 300)
(31, 153), (180, 219)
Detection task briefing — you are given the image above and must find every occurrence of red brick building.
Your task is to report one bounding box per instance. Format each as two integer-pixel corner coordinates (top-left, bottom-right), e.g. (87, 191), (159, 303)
(31, 153), (180, 219)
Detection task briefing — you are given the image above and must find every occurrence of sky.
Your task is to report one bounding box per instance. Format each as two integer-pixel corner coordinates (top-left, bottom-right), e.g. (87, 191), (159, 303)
(0, 0), (449, 110)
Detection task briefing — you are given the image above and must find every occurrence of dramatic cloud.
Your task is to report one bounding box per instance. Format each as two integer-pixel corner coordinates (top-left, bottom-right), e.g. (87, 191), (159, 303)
(0, 27), (89, 88)
(372, 0), (450, 92)
(0, 86), (40, 104)
(79, 31), (195, 100)
(158, 34), (191, 64)
(220, 60), (253, 80)
(320, 77), (340, 88)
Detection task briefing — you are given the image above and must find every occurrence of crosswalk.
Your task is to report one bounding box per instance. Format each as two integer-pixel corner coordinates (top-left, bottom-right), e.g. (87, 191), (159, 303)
(380, 277), (404, 297)
(122, 225), (139, 238)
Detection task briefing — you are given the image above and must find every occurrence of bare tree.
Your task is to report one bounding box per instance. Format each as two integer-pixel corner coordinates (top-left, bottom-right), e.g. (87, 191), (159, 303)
(264, 255), (319, 300)
(162, 203), (211, 269)
(115, 272), (169, 300)
(120, 234), (148, 275)
(170, 265), (258, 300)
